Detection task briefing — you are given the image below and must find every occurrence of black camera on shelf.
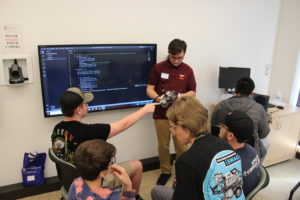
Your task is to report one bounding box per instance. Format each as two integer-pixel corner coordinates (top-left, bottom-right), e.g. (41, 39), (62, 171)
(159, 89), (178, 108)
(9, 59), (26, 84)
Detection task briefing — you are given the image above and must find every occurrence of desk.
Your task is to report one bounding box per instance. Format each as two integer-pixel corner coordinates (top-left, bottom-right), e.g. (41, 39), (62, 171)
(263, 105), (300, 166)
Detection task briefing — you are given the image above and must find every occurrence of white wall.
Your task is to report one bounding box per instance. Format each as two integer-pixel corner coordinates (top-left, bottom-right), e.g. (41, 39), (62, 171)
(268, 0), (300, 103)
(0, 0), (280, 186)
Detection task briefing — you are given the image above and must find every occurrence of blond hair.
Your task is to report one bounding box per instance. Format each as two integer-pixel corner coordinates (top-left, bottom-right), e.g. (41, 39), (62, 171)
(166, 96), (208, 137)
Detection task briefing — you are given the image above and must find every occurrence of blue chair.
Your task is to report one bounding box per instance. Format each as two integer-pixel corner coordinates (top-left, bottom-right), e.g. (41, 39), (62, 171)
(48, 148), (79, 200)
(246, 165), (270, 200)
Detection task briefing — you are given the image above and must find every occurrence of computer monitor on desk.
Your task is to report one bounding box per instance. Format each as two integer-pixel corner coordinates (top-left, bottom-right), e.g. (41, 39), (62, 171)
(252, 93), (270, 111)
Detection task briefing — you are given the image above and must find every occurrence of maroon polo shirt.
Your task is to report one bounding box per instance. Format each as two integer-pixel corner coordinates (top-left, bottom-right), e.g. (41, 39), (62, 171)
(148, 60), (196, 119)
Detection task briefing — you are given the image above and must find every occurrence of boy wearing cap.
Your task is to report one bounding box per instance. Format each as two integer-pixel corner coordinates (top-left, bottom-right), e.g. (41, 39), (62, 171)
(218, 110), (260, 196)
(51, 87), (158, 200)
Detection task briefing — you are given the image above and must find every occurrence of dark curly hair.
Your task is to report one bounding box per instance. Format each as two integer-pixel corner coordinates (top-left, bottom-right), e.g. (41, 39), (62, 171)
(235, 77), (255, 96)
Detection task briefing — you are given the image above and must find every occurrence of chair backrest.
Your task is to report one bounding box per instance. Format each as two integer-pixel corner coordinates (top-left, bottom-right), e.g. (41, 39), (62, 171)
(246, 164), (270, 200)
(48, 148), (79, 192)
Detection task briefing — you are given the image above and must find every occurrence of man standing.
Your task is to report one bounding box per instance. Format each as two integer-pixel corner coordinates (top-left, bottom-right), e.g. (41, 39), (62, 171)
(146, 39), (196, 185)
(211, 77), (270, 159)
(218, 110), (260, 196)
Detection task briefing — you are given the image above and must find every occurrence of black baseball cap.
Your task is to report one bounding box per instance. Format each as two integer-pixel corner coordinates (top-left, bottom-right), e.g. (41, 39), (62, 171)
(60, 87), (94, 110)
(224, 110), (254, 143)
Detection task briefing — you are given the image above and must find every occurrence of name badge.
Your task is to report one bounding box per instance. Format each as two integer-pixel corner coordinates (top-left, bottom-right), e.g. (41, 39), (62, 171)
(161, 73), (169, 79)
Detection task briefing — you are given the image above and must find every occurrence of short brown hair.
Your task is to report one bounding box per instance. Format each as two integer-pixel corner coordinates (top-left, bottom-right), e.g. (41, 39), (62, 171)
(166, 96), (208, 137)
(73, 139), (116, 181)
(168, 39), (187, 55)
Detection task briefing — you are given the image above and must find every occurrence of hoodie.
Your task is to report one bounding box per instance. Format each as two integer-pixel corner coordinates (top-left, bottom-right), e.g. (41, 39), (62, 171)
(211, 96), (270, 159)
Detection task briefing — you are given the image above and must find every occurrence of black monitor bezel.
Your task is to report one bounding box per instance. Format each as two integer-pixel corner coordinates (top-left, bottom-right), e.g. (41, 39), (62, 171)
(218, 66), (251, 90)
(38, 43), (157, 118)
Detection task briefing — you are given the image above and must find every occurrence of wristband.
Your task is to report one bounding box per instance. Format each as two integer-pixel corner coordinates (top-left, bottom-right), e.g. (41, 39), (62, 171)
(178, 93), (181, 99)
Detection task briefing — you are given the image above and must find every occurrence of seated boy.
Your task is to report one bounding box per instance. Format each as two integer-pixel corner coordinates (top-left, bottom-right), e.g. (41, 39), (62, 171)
(68, 139), (136, 200)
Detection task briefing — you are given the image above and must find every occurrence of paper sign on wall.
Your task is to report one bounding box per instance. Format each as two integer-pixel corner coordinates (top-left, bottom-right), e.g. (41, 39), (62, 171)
(0, 24), (24, 53)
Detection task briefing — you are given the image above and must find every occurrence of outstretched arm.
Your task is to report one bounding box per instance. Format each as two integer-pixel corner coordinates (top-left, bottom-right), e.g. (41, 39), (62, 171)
(108, 102), (159, 138)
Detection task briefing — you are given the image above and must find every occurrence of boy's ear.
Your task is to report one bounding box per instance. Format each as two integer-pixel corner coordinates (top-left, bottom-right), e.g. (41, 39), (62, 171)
(74, 106), (80, 115)
(99, 169), (108, 178)
(226, 132), (235, 141)
(75, 104), (84, 114)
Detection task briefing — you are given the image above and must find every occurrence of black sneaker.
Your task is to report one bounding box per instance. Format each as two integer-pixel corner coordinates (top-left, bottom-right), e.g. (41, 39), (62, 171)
(156, 173), (171, 185)
(135, 194), (144, 200)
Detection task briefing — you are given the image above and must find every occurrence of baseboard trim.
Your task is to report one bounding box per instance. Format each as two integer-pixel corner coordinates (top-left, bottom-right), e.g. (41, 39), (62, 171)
(0, 154), (175, 199)
(0, 176), (61, 200)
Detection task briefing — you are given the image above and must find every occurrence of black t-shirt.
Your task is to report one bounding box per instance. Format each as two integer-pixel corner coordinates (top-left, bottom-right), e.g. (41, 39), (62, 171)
(173, 134), (245, 200)
(51, 121), (110, 162)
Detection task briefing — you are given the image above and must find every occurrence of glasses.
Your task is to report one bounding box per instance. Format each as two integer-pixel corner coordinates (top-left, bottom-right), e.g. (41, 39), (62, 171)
(170, 55), (184, 61)
(110, 156), (116, 165)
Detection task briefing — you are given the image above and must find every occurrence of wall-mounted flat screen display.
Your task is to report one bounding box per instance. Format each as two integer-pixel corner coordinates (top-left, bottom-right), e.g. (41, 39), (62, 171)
(38, 44), (157, 117)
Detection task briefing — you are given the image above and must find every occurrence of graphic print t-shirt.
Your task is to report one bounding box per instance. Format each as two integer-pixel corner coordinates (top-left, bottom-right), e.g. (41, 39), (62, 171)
(51, 121), (110, 162)
(68, 177), (136, 200)
(173, 134), (245, 200)
(236, 144), (260, 195)
(203, 150), (244, 199)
